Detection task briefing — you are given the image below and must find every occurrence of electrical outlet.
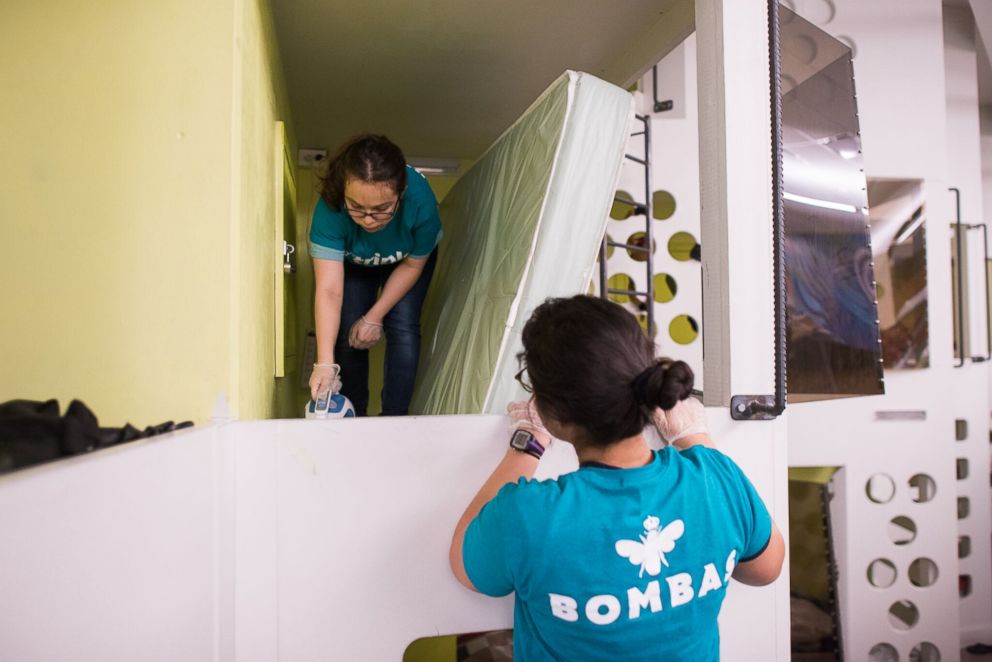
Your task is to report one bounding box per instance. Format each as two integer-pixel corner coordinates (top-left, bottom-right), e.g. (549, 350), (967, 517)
(299, 148), (328, 168)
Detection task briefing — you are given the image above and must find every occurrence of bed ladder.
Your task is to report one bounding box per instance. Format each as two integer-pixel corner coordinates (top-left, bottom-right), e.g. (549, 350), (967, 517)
(599, 112), (655, 336)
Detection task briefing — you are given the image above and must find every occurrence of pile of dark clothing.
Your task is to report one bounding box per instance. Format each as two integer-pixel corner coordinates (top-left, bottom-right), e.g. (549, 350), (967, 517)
(0, 399), (193, 474)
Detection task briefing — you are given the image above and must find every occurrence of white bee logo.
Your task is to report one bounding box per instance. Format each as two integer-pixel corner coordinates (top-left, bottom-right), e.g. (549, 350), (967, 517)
(615, 515), (686, 578)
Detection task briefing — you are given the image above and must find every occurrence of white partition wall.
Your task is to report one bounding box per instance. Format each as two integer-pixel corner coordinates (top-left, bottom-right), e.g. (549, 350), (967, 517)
(0, 416), (788, 661)
(0, 428), (227, 662)
(944, 3), (992, 645)
(786, 0), (991, 657)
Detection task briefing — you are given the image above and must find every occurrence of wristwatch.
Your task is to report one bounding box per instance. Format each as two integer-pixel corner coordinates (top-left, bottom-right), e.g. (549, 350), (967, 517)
(509, 429), (545, 459)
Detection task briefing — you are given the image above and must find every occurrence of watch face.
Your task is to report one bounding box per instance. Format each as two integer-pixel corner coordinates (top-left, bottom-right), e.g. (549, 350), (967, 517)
(510, 429), (533, 450)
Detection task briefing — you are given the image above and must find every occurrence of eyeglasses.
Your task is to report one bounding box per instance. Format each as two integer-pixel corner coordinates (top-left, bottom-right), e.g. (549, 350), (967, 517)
(514, 365), (533, 393)
(345, 192), (403, 222)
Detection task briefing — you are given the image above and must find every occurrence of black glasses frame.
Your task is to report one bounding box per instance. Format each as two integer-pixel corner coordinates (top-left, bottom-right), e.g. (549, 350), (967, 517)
(345, 190), (405, 222)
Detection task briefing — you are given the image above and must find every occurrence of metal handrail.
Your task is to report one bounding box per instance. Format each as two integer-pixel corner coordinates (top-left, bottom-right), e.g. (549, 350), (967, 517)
(968, 222), (991, 362)
(950, 187), (966, 368)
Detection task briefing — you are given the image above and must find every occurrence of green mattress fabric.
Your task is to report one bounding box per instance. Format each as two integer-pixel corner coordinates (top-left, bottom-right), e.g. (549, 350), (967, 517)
(412, 71), (634, 414)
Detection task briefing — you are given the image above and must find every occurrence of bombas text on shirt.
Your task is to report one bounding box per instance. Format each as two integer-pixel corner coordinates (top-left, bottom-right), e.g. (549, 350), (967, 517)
(548, 548), (739, 626)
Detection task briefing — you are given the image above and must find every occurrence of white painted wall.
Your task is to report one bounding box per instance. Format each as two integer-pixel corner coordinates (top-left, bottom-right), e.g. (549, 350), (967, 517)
(943, 4), (992, 646)
(785, 0), (991, 655)
(983, 106), (992, 235)
(0, 428), (227, 662)
(0, 417), (786, 661)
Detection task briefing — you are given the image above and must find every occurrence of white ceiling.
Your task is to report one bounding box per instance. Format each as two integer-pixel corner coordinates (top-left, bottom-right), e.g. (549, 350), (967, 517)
(270, 0), (688, 159)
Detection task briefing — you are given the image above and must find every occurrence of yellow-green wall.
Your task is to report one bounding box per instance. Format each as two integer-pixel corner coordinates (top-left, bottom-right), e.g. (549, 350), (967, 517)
(233, 0), (302, 419)
(0, 0), (299, 425)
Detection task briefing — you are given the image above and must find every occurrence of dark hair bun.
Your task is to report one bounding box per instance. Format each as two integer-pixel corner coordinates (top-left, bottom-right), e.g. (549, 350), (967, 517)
(631, 360), (694, 410)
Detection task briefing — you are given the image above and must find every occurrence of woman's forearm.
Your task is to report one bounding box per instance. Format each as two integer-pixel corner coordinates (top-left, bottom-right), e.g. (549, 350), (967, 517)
(365, 257), (427, 323)
(314, 291), (342, 363)
(450, 449), (539, 590)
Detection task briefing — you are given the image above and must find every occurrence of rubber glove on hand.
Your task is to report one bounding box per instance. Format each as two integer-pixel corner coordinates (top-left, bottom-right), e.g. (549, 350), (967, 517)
(309, 363), (342, 400)
(652, 397), (708, 446)
(507, 399), (552, 448)
(349, 316), (383, 350)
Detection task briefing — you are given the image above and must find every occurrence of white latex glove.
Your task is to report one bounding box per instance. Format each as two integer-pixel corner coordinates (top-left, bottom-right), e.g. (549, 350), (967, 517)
(348, 316), (383, 350)
(507, 399), (552, 448)
(309, 363), (342, 400)
(652, 397), (708, 446)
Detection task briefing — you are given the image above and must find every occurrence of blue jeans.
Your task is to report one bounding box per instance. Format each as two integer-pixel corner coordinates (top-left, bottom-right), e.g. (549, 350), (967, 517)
(336, 251), (437, 416)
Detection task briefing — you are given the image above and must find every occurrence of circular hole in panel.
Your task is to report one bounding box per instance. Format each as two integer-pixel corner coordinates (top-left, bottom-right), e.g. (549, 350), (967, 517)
(908, 474), (936, 503)
(907, 558), (938, 588)
(956, 458), (968, 480)
(652, 190), (676, 220)
(875, 282), (887, 300)
(957, 497), (970, 519)
(605, 234), (615, 259)
(888, 516), (917, 545)
(868, 643), (899, 662)
(611, 191), (636, 220)
(887, 600), (919, 630)
(959, 535), (971, 559)
(867, 559), (897, 588)
(653, 273), (677, 303)
(805, 0), (837, 24)
(626, 231), (656, 262)
(909, 642), (940, 662)
(959, 574), (972, 597)
(954, 419), (967, 441)
(866, 474), (896, 504)
(606, 273), (636, 305)
(669, 315), (699, 345)
(668, 231), (699, 262)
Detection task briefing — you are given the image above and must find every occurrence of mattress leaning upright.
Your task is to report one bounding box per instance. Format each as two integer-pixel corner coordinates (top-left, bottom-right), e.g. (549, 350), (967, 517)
(412, 71), (635, 415)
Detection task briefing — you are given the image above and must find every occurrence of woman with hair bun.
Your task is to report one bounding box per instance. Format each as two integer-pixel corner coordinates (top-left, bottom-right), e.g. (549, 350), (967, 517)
(308, 134), (442, 416)
(450, 295), (784, 661)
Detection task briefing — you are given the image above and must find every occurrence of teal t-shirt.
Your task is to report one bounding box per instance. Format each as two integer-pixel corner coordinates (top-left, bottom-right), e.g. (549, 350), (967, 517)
(462, 446), (772, 662)
(309, 165), (442, 266)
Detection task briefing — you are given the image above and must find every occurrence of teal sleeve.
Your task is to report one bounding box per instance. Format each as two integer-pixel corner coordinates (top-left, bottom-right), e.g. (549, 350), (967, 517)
(309, 198), (347, 261)
(409, 201), (442, 258)
(697, 448), (773, 562)
(462, 485), (517, 597)
(724, 455), (772, 561)
(737, 470), (772, 561)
